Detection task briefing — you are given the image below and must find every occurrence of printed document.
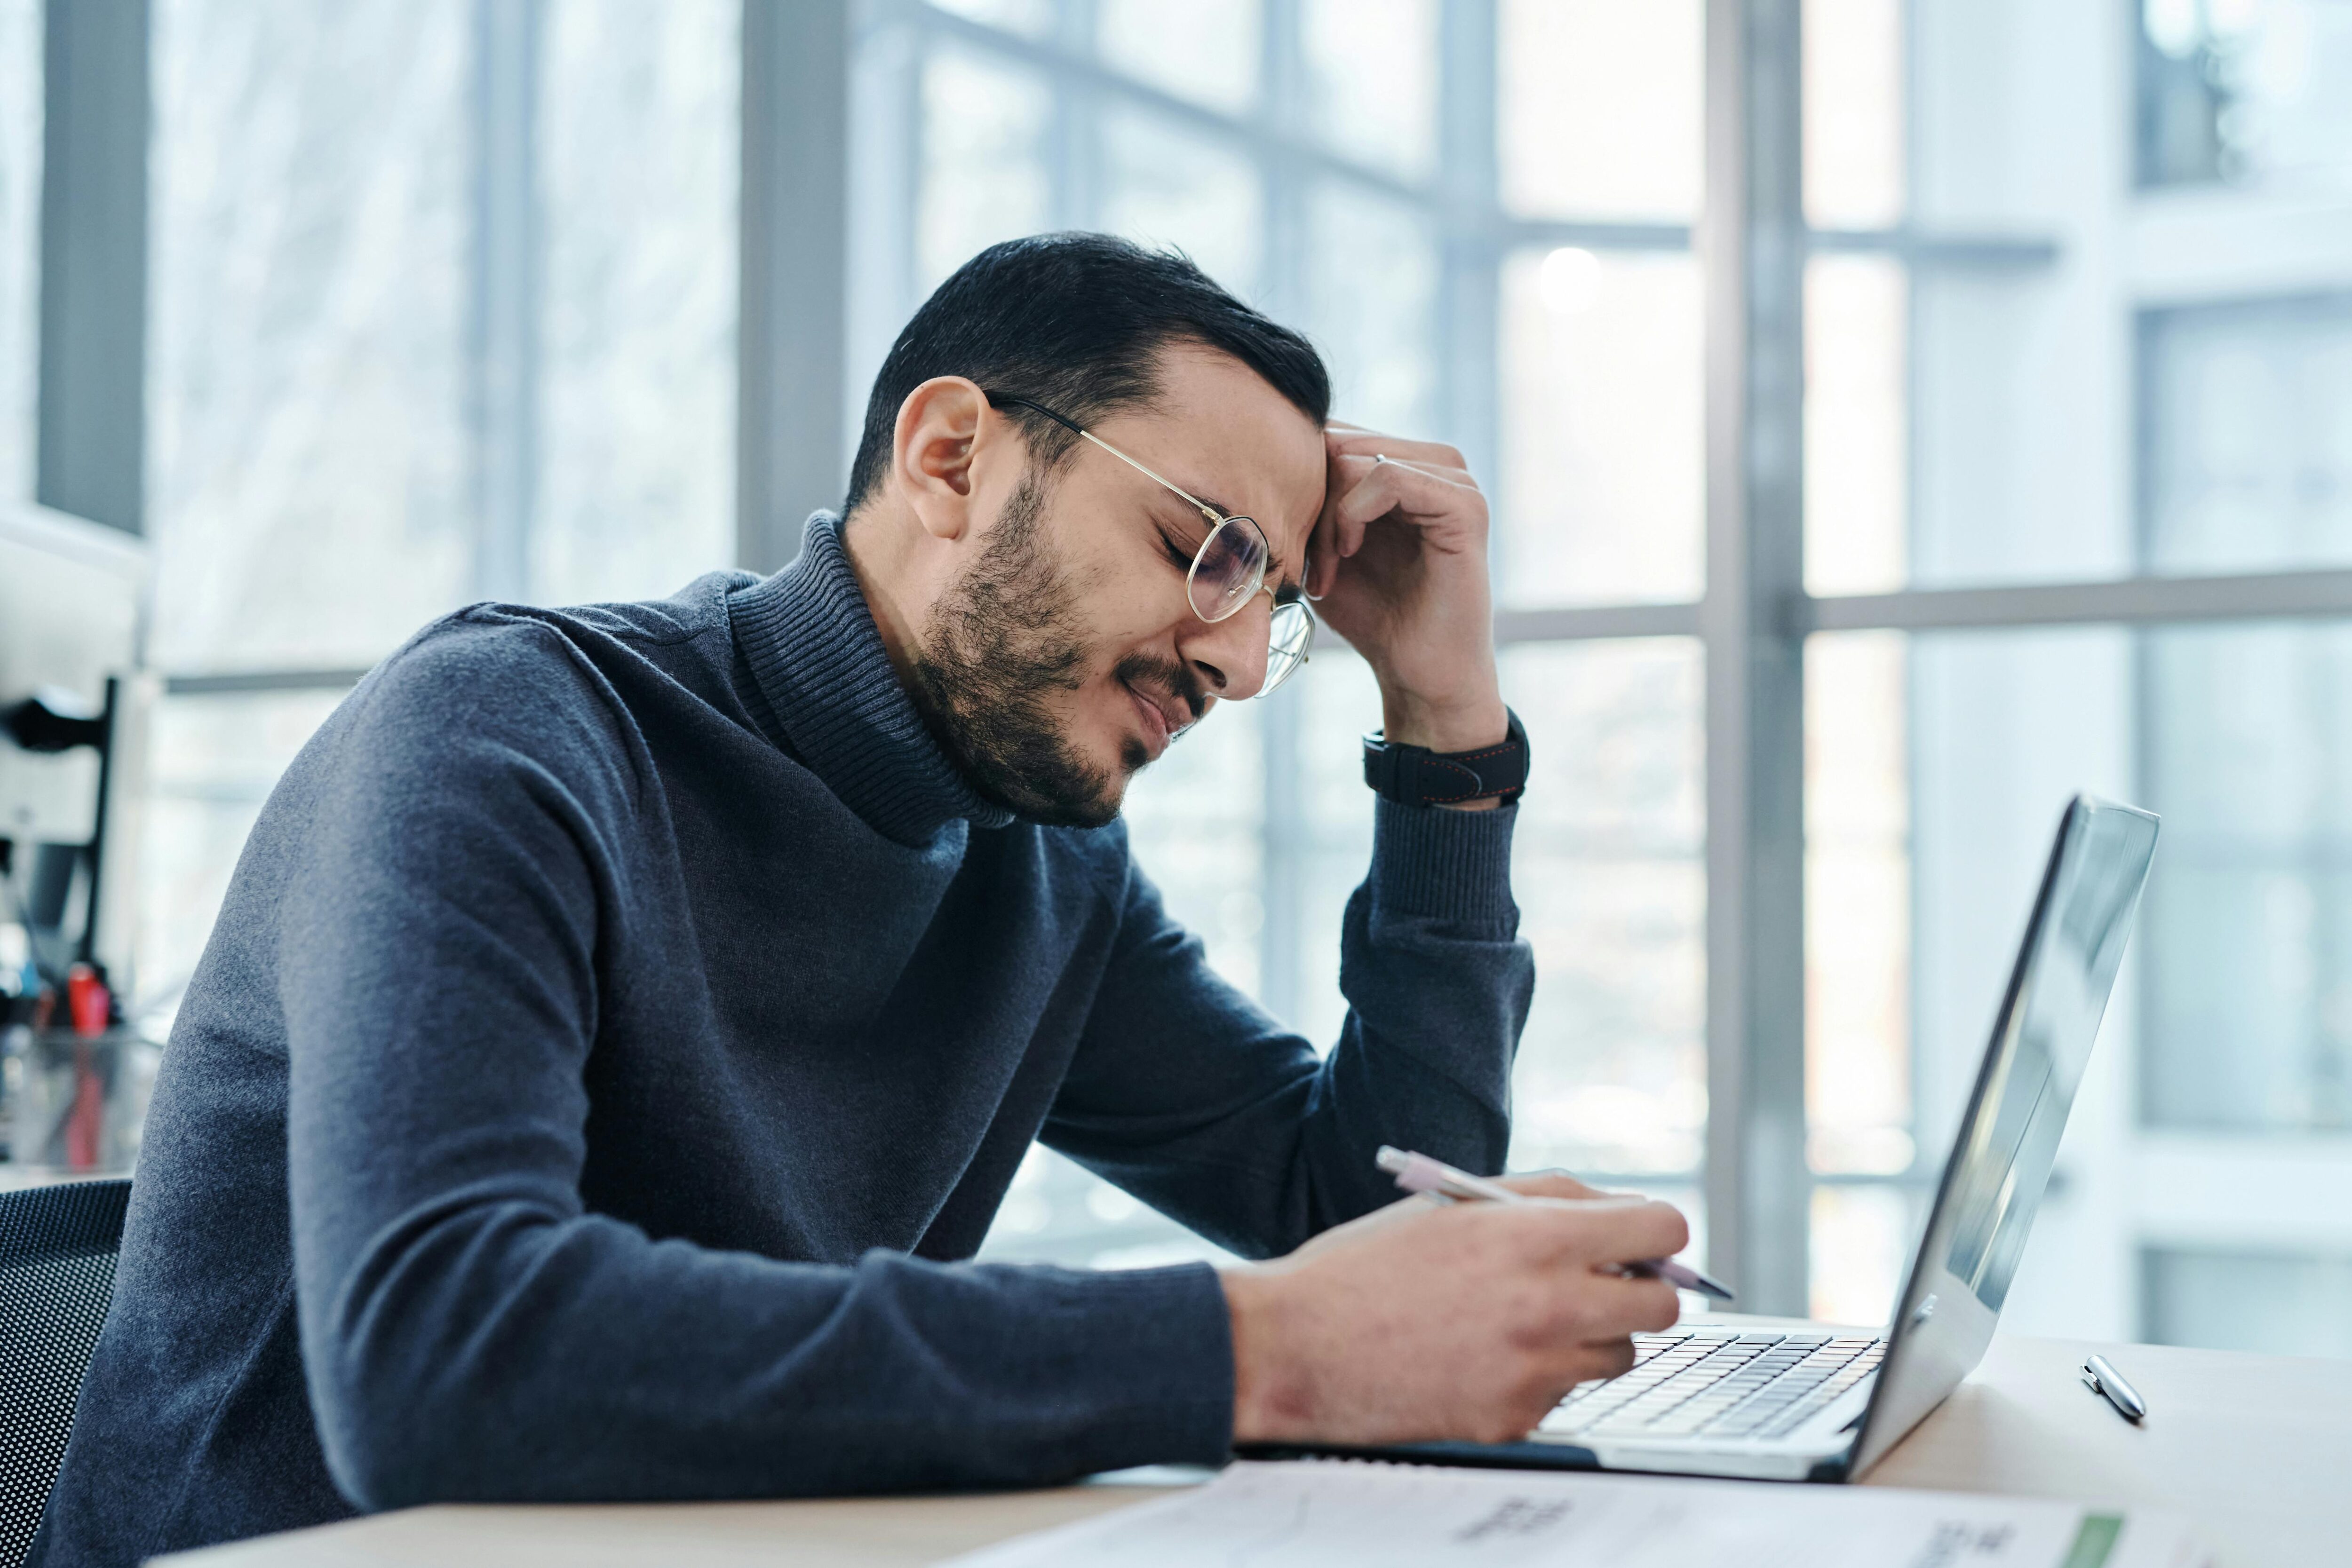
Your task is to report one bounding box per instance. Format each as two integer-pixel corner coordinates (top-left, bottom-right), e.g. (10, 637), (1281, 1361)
(943, 1460), (2211, 1568)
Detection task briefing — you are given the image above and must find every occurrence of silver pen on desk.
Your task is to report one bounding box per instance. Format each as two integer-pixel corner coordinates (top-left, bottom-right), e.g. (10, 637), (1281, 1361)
(1374, 1145), (1734, 1302)
(2082, 1353), (2146, 1423)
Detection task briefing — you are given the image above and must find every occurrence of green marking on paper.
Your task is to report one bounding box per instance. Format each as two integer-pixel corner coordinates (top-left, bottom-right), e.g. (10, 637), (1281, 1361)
(2060, 1514), (2125, 1568)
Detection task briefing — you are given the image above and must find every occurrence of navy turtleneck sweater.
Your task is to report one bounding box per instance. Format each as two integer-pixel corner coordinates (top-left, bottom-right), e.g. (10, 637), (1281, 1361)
(33, 515), (1533, 1567)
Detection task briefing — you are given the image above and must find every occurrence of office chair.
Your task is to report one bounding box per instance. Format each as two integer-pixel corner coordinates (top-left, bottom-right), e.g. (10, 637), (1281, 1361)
(0, 1179), (131, 1568)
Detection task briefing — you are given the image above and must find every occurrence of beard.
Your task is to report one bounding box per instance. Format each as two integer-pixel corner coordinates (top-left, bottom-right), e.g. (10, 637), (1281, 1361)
(907, 469), (1201, 829)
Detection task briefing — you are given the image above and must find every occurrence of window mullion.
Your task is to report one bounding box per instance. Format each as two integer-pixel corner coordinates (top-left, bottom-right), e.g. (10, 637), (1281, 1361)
(469, 0), (541, 603)
(1701, 0), (1812, 1316)
(1255, 0), (1306, 1029)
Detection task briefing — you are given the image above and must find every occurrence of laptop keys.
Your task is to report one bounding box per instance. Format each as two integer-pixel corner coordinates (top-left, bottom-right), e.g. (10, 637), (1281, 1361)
(1542, 1333), (1885, 1441)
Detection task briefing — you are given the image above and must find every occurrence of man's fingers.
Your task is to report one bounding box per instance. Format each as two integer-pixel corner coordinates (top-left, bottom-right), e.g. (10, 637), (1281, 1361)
(1332, 450), (1476, 495)
(1494, 1170), (1624, 1203)
(1597, 1275), (1686, 1336)
(1574, 1336), (1641, 1386)
(1571, 1198), (1692, 1268)
(1526, 1271), (1684, 1346)
(1326, 425), (1467, 471)
(1480, 1196), (1693, 1271)
(1331, 461), (1483, 555)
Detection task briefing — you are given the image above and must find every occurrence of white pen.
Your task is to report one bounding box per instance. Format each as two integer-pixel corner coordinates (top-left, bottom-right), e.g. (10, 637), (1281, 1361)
(1375, 1145), (1735, 1302)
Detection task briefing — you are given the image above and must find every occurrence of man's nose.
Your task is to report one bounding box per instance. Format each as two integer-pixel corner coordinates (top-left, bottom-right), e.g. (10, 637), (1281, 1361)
(1176, 592), (1272, 702)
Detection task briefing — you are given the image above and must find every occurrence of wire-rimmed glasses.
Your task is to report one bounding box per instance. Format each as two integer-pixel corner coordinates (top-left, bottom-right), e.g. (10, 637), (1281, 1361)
(985, 393), (1315, 695)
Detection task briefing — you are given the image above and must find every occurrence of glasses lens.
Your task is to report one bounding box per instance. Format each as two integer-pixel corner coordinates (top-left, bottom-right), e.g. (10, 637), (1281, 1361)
(1187, 516), (1269, 623)
(1261, 601), (1314, 695)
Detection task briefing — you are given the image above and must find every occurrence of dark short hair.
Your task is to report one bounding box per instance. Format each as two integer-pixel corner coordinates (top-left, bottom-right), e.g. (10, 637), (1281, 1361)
(843, 233), (1331, 513)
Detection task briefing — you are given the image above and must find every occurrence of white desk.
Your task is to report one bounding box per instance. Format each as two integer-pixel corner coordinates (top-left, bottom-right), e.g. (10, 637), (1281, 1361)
(157, 1331), (2352, 1568)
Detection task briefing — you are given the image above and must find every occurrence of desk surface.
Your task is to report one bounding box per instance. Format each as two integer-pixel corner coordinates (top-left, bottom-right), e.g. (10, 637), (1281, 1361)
(158, 1331), (2352, 1568)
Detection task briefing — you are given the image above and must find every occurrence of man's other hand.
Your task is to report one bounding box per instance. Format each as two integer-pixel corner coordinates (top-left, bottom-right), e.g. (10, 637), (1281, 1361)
(1219, 1181), (1689, 1448)
(1308, 422), (1508, 766)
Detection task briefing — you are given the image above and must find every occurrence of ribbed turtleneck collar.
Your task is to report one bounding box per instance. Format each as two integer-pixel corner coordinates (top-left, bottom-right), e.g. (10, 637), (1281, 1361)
(726, 512), (1015, 846)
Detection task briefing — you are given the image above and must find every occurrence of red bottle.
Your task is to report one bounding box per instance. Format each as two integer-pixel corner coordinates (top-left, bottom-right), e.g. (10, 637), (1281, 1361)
(67, 962), (111, 1038)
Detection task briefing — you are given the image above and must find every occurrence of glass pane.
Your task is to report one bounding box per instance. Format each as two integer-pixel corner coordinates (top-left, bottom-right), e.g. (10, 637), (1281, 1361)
(930, 0), (1054, 41)
(2143, 293), (2352, 578)
(149, 0), (473, 671)
(1803, 0), (1905, 229)
(1502, 640), (1705, 1177)
(534, 0), (738, 607)
(1498, 0), (1701, 222)
(1910, 625), (2136, 1335)
(2145, 1245), (2352, 1359)
(978, 1140), (1239, 1270)
(1910, 268), (2128, 590)
(0, 0), (38, 505)
(916, 45), (1051, 293)
(1812, 1184), (1922, 1326)
(1097, 0), (1260, 119)
(1291, 651), (1382, 1052)
(1303, 182), (1437, 436)
(2141, 622), (2352, 1132)
(1912, 628), (2137, 1117)
(1098, 107), (1263, 299)
(1805, 254), (1907, 597)
(138, 689), (348, 1011)
(1496, 249), (1702, 607)
(2136, 0), (2352, 191)
(1122, 700), (1265, 1002)
(1300, 0), (1438, 182)
(1806, 632), (1914, 1178)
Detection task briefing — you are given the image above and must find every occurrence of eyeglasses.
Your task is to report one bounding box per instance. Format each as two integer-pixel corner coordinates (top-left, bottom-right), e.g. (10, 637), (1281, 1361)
(986, 393), (1315, 696)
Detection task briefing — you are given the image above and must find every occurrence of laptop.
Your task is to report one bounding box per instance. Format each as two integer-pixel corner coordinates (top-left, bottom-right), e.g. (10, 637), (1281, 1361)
(1257, 793), (2161, 1484)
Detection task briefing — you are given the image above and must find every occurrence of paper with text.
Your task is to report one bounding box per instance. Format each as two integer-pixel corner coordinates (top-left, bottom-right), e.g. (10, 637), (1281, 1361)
(943, 1461), (2212, 1568)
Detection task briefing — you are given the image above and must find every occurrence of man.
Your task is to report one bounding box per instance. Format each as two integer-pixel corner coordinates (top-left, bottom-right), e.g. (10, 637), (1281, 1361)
(34, 235), (1686, 1567)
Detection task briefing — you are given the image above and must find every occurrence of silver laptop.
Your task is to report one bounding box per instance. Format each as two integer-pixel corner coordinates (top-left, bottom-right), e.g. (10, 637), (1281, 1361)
(1263, 793), (2160, 1483)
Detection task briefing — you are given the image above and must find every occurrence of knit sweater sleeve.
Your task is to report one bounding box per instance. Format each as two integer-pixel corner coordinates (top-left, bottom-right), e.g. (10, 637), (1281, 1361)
(278, 623), (1235, 1508)
(1044, 801), (1534, 1258)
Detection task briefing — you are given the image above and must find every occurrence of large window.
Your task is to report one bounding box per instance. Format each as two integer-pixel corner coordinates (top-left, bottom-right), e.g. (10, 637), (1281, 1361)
(136, 0), (741, 1008)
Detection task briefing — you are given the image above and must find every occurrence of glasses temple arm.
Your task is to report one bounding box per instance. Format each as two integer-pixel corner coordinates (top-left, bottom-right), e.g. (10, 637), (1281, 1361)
(1076, 431), (1224, 528)
(986, 393), (1224, 528)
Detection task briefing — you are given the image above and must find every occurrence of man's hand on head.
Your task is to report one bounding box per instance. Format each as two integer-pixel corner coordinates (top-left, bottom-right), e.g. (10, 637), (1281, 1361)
(1218, 1183), (1690, 1449)
(1307, 421), (1510, 799)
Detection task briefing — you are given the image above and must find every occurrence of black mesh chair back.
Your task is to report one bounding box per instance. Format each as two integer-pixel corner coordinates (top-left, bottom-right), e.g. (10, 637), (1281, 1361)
(0, 1179), (131, 1568)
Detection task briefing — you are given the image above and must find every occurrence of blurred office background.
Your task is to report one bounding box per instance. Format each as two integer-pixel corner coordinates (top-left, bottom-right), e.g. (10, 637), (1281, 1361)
(3, 0), (2351, 1356)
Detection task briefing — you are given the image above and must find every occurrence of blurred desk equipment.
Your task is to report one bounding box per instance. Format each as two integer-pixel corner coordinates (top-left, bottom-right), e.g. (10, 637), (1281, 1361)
(0, 502), (153, 1174)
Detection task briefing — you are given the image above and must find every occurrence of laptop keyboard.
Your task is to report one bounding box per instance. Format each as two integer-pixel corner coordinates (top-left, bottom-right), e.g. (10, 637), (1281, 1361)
(1539, 1330), (1886, 1442)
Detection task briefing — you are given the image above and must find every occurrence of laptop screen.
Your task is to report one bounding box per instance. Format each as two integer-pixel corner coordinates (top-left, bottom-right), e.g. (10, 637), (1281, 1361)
(1850, 795), (2160, 1477)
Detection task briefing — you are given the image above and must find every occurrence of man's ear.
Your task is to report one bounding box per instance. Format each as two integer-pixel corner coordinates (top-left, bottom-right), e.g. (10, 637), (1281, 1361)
(891, 377), (993, 542)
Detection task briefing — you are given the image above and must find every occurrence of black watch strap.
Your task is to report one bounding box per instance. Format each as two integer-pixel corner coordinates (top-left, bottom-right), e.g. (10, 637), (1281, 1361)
(1361, 710), (1529, 807)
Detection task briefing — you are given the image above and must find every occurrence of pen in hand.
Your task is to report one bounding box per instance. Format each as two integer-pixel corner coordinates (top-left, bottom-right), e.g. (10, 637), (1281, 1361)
(1375, 1145), (1735, 1302)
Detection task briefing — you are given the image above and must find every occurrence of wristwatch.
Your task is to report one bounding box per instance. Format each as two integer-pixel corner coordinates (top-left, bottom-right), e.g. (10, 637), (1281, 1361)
(1361, 709), (1529, 808)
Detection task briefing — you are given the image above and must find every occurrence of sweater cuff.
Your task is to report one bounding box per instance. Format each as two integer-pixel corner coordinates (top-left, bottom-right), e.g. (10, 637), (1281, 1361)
(1060, 1261), (1236, 1468)
(1370, 797), (1520, 927)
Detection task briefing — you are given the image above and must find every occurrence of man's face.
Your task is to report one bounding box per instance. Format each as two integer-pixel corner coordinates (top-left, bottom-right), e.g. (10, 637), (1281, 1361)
(908, 345), (1326, 828)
